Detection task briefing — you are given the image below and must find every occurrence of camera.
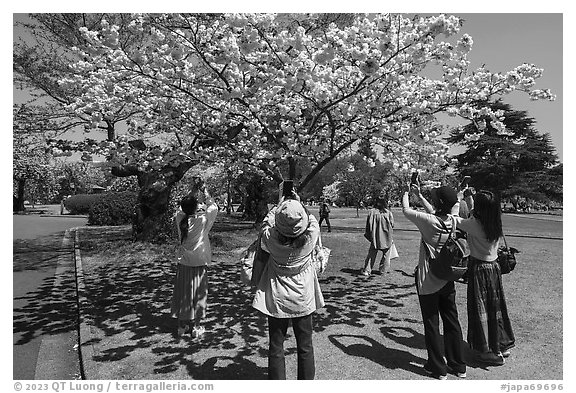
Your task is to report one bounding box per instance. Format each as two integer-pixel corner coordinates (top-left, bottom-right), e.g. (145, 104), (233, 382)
(281, 180), (296, 199)
(410, 171), (420, 186)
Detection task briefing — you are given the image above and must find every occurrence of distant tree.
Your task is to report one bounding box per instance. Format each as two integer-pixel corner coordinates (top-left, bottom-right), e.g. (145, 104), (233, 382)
(448, 100), (560, 202)
(53, 161), (108, 199)
(336, 153), (394, 216)
(13, 107), (53, 211)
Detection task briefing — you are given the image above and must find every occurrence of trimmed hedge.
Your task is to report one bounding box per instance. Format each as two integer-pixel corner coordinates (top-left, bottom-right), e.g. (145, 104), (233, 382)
(88, 192), (138, 226)
(63, 194), (103, 215)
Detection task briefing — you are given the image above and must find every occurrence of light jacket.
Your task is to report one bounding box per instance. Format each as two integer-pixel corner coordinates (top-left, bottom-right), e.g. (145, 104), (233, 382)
(175, 201), (218, 267)
(252, 207), (325, 318)
(364, 208), (394, 250)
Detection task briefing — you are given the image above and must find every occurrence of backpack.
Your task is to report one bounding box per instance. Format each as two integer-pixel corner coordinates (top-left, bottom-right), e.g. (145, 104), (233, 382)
(425, 215), (469, 281)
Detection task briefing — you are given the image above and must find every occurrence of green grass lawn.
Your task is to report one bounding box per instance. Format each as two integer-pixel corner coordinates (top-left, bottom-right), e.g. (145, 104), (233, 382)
(76, 207), (563, 380)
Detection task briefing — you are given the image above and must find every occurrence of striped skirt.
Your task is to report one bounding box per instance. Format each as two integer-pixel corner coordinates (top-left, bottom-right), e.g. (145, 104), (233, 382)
(170, 264), (208, 322)
(467, 257), (515, 354)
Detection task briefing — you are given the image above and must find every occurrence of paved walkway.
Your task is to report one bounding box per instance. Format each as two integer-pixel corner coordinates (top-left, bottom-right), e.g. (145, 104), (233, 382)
(13, 230), (82, 379)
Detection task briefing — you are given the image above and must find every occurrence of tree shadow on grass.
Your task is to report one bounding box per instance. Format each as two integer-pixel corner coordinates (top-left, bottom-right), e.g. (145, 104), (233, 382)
(328, 334), (427, 377)
(79, 222), (435, 379)
(81, 229), (269, 379)
(151, 345), (267, 379)
(315, 274), (416, 332)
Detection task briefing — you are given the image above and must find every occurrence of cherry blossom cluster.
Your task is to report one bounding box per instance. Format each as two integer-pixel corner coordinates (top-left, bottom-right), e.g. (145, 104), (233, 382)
(59, 13), (555, 179)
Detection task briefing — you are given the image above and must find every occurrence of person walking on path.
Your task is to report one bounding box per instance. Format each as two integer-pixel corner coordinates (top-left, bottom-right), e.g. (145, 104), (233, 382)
(455, 189), (515, 366)
(318, 199), (332, 232)
(402, 183), (467, 380)
(360, 197), (396, 276)
(252, 192), (325, 380)
(171, 182), (218, 338)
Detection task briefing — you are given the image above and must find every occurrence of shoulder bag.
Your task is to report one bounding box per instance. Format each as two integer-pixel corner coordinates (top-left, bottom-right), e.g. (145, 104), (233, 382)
(497, 233), (519, 274)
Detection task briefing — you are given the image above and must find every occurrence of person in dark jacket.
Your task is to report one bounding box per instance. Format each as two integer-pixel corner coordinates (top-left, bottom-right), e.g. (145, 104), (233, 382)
(318, 199), (332, 232)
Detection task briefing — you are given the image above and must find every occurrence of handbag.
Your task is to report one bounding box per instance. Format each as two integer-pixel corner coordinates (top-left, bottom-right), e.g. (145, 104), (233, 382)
(240, 232), (270, 287)
(312, 235), (331, 274)
(497, 233), (519, 274)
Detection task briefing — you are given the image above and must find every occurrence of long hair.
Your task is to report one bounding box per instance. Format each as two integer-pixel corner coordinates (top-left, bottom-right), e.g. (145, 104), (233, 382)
(472, 190), (503, 242)
(179, 193), (198, 244)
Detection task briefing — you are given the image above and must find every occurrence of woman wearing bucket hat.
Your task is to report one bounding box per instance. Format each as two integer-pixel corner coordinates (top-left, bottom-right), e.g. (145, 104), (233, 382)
(252, 193), (325, 380)
(402, 182), (467, 380)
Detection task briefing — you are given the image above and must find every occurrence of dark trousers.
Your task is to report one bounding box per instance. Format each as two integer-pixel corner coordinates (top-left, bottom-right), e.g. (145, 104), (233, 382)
(417, 280), (466, 375)
(318, 215), (331, 231)
(268, 314), (315, 380)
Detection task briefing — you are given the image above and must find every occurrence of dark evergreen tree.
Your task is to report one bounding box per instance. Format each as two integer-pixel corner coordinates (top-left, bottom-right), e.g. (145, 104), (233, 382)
(447, 100), (560, 203)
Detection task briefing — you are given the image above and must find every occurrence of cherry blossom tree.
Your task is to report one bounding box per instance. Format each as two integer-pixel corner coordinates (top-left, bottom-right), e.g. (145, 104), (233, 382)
(38, 12), (555, 239)
(64, 13), (554, 173)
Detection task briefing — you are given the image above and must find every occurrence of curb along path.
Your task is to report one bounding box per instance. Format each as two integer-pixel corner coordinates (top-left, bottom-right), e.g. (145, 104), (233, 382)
(33, 228), (82, 380)
(74, 227), (102, 380)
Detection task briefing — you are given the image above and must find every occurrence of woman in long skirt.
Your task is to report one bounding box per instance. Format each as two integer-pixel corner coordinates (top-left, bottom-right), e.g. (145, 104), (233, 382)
(171, 183), (218, 338)
(456, 189), (515, 365)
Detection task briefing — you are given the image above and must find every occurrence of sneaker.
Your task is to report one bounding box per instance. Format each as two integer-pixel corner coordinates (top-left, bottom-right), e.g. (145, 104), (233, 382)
(424, 363), (448, 380)
(501, 350), (511, 358)
(360, 269), (371, 277)
(192, 326), (206, 338)
(477, 352), (505, 366)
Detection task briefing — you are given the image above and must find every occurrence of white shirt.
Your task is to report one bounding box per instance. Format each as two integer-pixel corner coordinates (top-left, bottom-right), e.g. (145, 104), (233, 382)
(175, 202), (218, 266)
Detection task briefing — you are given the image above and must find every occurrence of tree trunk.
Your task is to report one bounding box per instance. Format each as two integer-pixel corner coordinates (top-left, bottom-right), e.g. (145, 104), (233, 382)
(113, 161), (194, 243)
(13, 179), (26, 213)
(226, 172), (233, 214)
(132, 177), (174, 243)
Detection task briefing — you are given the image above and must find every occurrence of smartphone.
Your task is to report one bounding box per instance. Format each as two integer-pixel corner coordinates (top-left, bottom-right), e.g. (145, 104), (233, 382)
(410, 171), (419, 185)
(282, 180), (295, 197)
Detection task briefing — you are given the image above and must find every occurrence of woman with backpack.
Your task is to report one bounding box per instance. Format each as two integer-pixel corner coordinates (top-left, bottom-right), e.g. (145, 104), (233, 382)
(455, 189), (515, 366)
(360, 196), (395, 276)
(402, 183), (467, 380)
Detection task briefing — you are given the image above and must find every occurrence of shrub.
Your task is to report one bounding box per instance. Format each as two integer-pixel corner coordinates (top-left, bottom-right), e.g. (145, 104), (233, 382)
(64, 194), (103, 215)
(88, 192), (138, 226)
